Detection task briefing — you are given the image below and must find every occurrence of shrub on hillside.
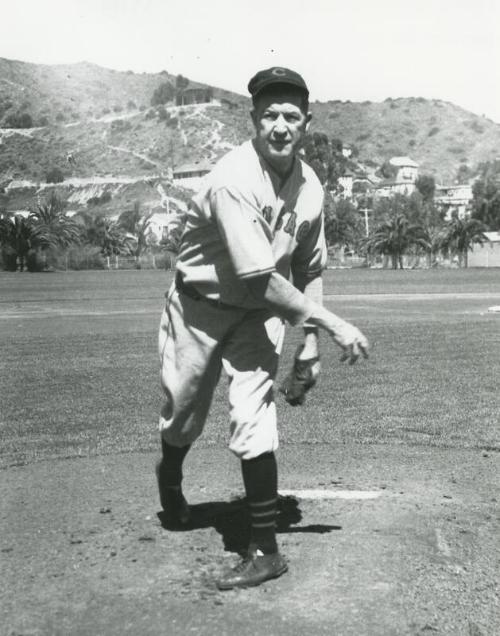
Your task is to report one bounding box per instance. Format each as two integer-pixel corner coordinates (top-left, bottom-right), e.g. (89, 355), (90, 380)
(151, 81), (175, 106)
(46, 167), (65, 184)
(428, 126), (440, 137)
(5, 112), (33, 128)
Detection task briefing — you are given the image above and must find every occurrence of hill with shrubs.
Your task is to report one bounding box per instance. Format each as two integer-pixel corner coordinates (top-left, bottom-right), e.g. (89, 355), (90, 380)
(1, 56), (500, 197)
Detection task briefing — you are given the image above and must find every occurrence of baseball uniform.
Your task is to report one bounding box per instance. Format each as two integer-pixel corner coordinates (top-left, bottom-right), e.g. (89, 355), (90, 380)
(159, 139), (327, 459)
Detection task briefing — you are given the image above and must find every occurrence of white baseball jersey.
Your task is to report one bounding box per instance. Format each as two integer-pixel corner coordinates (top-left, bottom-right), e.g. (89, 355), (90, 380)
(176, 140), (327, 309)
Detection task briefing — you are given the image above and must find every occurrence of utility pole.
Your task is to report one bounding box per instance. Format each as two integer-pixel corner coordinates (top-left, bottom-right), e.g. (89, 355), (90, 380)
(359, 207), (370, 236)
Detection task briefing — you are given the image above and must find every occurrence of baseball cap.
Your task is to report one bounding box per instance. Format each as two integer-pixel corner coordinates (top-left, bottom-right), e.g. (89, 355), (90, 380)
(247, 67), (309, 98)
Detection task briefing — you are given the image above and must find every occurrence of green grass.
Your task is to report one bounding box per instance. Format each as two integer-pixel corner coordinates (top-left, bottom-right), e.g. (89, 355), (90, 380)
(1, 269), (499, 467)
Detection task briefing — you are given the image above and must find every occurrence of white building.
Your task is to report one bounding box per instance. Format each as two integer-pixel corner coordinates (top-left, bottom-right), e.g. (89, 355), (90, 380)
(172, 160), (213, 191)
(468, 231), (500, 267)
(435, 184), (473, 220)
(375, 156), (419, 198)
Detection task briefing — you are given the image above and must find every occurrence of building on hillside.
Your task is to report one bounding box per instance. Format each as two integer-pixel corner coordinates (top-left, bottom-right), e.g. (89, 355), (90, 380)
(468, 231), (500, 267)
(172, 160), (214, 190)
(147, 204), (187, 243)
(375, 156), (419, 198)
(435, 184), (473, 220)
(336, 169), (376, 200)
(390, 156), (419, 182)
(337, 169), (355, 198)
(176, 87), (213, 106)
(341, 143), (353, 159)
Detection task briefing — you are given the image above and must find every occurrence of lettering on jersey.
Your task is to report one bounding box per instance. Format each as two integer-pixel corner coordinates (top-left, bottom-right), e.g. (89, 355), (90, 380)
(275, 206), (286, 231)
(283, 211), (297, 236)
(261, 205), (273, 224)
(296, 220), (310, 244)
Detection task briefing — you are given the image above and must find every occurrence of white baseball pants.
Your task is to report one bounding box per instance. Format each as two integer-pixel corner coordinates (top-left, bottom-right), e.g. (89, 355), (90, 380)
(158, 285), (285, 460)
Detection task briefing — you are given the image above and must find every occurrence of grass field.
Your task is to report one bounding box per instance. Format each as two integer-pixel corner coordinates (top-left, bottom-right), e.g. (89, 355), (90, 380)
(1, 268), (499, 468)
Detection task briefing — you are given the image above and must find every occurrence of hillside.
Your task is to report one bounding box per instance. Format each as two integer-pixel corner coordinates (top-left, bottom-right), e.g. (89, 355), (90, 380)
(1, 57), (500, 200)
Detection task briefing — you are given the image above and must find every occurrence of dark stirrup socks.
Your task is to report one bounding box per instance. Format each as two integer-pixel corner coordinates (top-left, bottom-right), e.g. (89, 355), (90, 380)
(241, 451), (279, 554)
(160, 439), (191, 487)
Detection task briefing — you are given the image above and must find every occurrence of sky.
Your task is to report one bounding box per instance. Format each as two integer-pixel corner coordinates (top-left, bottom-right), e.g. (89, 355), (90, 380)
(1, 0), (500, 122)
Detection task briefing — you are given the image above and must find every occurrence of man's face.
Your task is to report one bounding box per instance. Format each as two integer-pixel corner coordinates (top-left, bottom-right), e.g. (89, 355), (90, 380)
(251, 92), (311, 170)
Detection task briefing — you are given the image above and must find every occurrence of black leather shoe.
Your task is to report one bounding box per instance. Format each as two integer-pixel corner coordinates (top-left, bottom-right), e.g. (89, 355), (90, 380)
(155, 461), (190, 527)
(216, 548), (288, 590)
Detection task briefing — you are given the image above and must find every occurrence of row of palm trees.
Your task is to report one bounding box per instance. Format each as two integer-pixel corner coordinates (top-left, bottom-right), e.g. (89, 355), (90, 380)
(324, 193), (489, 269)
(362, 214), (487, 269)
(1, 191), (490, 272)
(0, 194), (155, 272)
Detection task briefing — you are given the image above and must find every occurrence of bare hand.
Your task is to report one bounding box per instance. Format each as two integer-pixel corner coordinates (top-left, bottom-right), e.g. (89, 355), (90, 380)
(331, 322), (369, 365)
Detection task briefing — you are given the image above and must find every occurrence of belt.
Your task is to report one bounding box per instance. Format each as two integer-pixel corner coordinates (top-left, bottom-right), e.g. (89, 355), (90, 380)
(175, 272), (237, 310)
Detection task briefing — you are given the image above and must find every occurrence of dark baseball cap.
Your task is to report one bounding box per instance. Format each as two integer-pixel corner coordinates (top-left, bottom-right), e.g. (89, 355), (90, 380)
(247, 67), (309, 98)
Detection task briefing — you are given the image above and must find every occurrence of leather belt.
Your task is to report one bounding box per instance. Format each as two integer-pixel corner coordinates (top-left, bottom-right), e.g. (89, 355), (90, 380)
(175, 272), (237, 310)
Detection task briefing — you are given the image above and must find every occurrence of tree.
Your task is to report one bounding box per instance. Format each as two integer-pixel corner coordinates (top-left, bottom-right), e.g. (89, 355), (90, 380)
(28, 194), (81, 269)
(0, 212), (33, 271)
(301, 132), (348, 192)
(175, 75), (190, 91)
(46, 167), (65, 184)
(5, 112), (33, 129)
(415, 175), (436, 203)
(364, 214), (429, 269)
(323, 193), (362, 248)
(437, 218), (488, 268)
(471, 176), (500, 230)
(151, 81), (175, 106)
(117, 201), (154, 266)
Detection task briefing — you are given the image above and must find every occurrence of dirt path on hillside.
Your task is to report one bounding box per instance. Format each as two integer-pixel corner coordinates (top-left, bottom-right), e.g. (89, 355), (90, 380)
(1, 444), (498, 636)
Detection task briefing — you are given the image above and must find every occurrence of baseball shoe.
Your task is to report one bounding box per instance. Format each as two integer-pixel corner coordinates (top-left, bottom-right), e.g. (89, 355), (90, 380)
(156, 461), (191, 527)
(216, 546), (288, 590)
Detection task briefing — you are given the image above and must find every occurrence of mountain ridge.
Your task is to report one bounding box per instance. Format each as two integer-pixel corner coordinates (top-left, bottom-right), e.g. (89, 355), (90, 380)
(1, 57), (500, 189)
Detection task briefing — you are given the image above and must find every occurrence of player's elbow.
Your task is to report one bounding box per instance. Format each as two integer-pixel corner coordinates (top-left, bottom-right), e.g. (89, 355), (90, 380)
(244, 273), (272, 302)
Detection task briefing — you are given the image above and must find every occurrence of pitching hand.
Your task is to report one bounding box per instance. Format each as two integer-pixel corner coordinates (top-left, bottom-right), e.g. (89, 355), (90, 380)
(330, 321), (369, 365)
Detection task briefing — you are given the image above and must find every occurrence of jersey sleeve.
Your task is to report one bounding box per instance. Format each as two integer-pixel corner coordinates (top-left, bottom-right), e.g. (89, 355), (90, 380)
(211, 186), (276, 279)
(291, 205), (328, 280)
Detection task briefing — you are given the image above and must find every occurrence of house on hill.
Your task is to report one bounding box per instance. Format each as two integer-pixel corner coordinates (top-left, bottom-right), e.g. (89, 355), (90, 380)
(172, 160), (214, 190)
(435, 184), (473, 220)
(375, 156), (419, 197)
(468, 231), (500, 267)
(176, 87), (214, 106)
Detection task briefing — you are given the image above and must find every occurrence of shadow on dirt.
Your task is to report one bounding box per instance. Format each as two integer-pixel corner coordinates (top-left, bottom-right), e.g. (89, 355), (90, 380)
(158, 495), (342, 555)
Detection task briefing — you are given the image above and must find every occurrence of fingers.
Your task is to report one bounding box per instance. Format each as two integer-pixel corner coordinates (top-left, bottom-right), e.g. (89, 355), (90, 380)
(340, 338), (369, 365)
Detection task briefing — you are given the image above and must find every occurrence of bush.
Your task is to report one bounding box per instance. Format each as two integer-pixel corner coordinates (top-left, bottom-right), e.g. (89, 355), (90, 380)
(428, 126), (440, 137)
(51, 246), (105, 270)
(46, 167), (65, 184)
(26, 249), (45, 272)
(127, 99), (137, 110)
(157, 106), (169, 121)
(1, 247), (18, 271)
(151, 81), (175, 106)
(113, 104), (123, 113)
(5, 112), (33, 128)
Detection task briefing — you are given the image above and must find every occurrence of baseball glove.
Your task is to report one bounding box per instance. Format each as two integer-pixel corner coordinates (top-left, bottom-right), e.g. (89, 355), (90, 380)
(279, 346), (320, 406)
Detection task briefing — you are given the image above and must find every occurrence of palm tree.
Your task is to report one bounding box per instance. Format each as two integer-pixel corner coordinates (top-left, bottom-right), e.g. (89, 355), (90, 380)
(0, 212), (34, 271)
(117, 201), (153, 267)
(437, 217), (488, 268)
(29, 193), (81, 250)
(364, 215), (429, 269)
(75, 210), (133, 268)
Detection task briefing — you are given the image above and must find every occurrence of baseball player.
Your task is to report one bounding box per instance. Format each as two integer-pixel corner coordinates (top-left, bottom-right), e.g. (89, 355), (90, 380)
(156, 67), (369, 590)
